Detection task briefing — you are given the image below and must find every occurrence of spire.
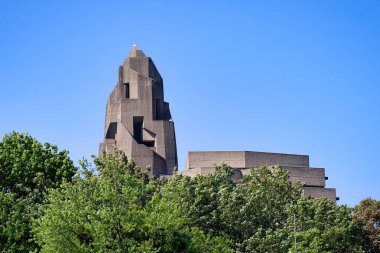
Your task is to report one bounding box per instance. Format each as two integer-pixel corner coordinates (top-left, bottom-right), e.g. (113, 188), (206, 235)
(128, 44), (146, 58)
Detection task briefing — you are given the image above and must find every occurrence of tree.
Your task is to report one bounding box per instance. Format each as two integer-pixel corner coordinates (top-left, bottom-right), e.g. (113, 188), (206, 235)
(0, 132), (77, 252)
(288, 197), (364, 253)
(0, 192), (32, 252)
(0, 132), (76, 198)
(220, 166), (302, 252)
(2, 132), (369, 253)
(353, 198), (380, 253)
(161, 164), (365, 253)
(161, 165), (302, 252)
(34, 153), (232, 252)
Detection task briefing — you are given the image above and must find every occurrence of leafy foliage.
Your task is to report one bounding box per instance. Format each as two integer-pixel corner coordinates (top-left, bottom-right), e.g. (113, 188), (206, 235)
(0, 132), (77, 253)
(34, 153), (232, 252)
(0, 132), (372, 252)
(0, 192), (33, 252)
(221, 166), (301, 252)
(288, 197), (364, 253)
(0, 132), (76, 198)
(353, 198), (380, 252)
(160, 165), (300, 252)
(161, 165), (364, 253)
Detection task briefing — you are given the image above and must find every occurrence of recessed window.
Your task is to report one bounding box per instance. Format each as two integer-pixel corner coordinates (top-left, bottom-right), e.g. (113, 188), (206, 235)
(143, 140), (155, 147)
(124, 83), (130, 98)
(133, 116), (143, 143)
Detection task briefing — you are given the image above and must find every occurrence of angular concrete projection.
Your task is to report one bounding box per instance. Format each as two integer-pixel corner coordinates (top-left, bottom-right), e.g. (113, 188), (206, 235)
(183, 151), (337, 202)
(99, 46), (337, 202)
(99, 46), (178, 176)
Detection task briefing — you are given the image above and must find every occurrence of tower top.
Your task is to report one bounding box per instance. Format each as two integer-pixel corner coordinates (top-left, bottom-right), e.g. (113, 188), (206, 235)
(128, 44), (146, 58)
(100, 47), (177, 175)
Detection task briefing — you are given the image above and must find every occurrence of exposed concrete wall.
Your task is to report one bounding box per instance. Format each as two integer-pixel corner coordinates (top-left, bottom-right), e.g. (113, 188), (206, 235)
(185, 151), (309, 170)
(99, 46), (178, 176)
(245, 151), (309, 168)
(184, 151), (336, 202)
(303, 187), (337, 201)
(99, 47), (336, 202)
(186, 151), (247, 169)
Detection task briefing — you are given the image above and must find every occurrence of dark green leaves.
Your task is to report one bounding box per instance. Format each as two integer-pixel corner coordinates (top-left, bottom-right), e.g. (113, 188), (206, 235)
(0, 132), (76, 198)
(0, 132), (77, 253)
(0, 133), (373, 252)
(34, 153), (232, 253)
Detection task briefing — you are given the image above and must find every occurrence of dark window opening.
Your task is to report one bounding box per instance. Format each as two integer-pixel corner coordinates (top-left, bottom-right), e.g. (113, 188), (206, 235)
(124, 83), (130, 98)
(106, 122), (117, 139)
(133, 116), (143, 143)
(143, 140), (155, 147)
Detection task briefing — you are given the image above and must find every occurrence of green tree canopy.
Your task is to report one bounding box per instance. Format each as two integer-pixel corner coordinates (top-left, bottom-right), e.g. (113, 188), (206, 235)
(34, 153), (232, 253)
(288, 197), (364, 253)
(1, 132), (370, 252)
(160, 165), (364, 253)
(0, 132), (76, 198)
(0, 132), (77, 252)
(160, 165), (302, 252)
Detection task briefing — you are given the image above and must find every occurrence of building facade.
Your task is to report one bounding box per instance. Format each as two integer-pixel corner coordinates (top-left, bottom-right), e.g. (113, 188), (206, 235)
(100, 46), (337, 201)
(182, 151), (337, 201)
(99, 46), (177, 176)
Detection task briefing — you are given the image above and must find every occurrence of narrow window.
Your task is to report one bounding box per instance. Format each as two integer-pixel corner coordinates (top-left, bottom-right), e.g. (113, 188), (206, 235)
(133, 116), (143, 143)
(124, 83), (130, 98)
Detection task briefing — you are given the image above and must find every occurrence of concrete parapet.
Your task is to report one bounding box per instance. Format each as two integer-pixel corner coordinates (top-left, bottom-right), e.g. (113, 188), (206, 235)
(245, 151), (309, 168)
(184, 151), (336, 201)
(186, 151), (309, 170)
(303, 187), (337, 202)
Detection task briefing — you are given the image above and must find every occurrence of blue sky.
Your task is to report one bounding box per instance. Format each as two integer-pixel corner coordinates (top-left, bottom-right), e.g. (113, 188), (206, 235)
(1, 1), (379, 206)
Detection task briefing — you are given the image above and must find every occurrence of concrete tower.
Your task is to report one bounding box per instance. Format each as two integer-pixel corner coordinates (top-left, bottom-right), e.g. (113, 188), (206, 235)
(99, 46), (178, 176)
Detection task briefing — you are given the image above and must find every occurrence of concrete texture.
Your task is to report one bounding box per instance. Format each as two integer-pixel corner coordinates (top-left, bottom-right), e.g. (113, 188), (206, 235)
(100, 46), (337, 202)
(99, 46), (178, 176)
(183, 151), (337, 202)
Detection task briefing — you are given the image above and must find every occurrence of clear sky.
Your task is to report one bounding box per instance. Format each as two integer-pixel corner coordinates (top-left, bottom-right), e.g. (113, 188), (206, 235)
(1, 1), (379, 207)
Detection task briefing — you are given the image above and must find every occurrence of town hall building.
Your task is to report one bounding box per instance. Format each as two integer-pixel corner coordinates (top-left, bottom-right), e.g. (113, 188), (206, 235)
(99, 46), (337, 202)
